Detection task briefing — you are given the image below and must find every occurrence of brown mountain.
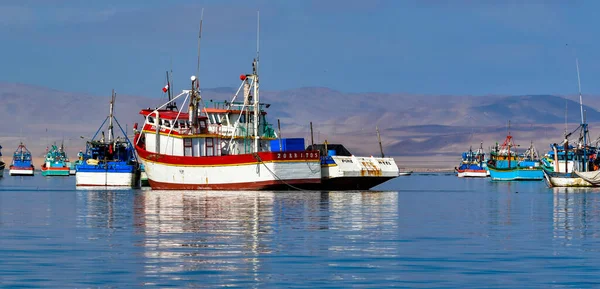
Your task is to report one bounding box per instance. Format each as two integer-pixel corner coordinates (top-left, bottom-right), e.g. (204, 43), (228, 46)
(0, 82), (595, 169)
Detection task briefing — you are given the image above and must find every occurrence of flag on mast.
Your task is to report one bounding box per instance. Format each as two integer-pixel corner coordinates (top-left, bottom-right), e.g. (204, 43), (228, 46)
(162, 82), (169, 93)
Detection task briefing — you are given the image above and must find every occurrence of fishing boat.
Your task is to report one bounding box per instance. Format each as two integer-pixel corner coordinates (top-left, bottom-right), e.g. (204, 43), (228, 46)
(302, 142), (399, 190)
(133, 59), (322, 190)
(9, 142), (34, 176)
(41, 143), (70, 176)
(455, 143), (488, 178)
(543, 58), (600, 187)
(75, 90), (141, 188)
(543, 135), (598, 187)
(487, 133), (543, 181)
(0, 145), (5, 177)
(398, 171), (413, 176)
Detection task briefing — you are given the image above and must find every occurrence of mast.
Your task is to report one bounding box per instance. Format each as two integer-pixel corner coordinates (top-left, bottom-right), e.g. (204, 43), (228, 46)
(166, 71), (177, 111)
(376, 126), (384, 158)
(252, 11), (260, 153)
(108, 89), (115, 143)
(576, 58), (588, 171)
(197, 8), (204, 90)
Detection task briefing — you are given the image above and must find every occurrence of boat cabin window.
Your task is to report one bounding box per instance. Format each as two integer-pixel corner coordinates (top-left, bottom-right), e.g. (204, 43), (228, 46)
(173, 121), (179, 128)
(557, 155), (574, 161)
(147, 116), (155, 124)
(200, 119), (207, 131)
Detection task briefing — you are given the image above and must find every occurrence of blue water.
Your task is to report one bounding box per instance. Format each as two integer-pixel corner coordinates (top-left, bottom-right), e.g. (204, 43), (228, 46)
(1, 173), (600, 288)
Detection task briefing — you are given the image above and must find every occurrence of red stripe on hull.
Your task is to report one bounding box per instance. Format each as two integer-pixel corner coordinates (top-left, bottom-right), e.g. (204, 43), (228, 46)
(135, 139), (319, 166)
(9, 166), (34, 170)
(76, 184), (133, 187)
(148, 178), (321, 190)
(456, 169), (487, 173)
(41, 166), (69, 171)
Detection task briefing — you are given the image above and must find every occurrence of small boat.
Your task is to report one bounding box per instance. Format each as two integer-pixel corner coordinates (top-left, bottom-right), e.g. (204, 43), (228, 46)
(0, 145), (5, 177)
(398, 171), (413, 176)
(303, 143), (399, 190)
(455, 144), (488, 178)
(75, 90), (141, 188)
(487, 134), (543, 181)
(41, 144), (70, 176)
(9, 142), (34, 176)
(543, 138), (597, 188)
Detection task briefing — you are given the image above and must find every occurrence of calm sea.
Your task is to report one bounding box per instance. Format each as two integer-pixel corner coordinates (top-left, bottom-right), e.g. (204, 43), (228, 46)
(1, 173), (600, 288)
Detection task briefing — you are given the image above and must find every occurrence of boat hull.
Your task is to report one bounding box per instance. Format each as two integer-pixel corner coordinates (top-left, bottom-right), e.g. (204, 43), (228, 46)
(137, 148), (322, 191)
(307, 155), (399, 190)
(300, 176), (398, 191)
(488, 167), (543, 181)
(544, 171), (593, 187)
(41, 166), (70, 176)
(76, 171), (140, 188)
(9, 166), (34, 176)
(456, 169), (488, 178)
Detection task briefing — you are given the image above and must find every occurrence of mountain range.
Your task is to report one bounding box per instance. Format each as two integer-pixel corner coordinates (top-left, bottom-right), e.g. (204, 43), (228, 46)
(1, 82), (597, 169)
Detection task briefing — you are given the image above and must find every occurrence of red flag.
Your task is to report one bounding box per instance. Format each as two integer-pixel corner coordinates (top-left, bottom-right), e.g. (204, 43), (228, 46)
(162, 83), (169, 93)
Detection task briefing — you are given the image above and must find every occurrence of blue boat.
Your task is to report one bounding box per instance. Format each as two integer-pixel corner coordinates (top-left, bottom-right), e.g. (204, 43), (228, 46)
(487, 134), (543, 181)
(75, 90), (141, 188)
(9, 142), (35, 176)
(455, 143), (488, 178)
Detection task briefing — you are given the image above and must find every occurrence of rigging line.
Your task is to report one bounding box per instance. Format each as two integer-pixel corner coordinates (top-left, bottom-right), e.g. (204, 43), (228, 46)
(252, 153), (310, 191)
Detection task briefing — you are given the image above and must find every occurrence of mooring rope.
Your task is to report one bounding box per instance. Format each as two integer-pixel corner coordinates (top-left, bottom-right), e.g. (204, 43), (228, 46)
(253, 153), (310, 191)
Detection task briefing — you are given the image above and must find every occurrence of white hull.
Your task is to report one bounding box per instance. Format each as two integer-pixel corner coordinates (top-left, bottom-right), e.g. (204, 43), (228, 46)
(457, 171), (488, 178)
(547, 176), (592, 187)
(76, 171), (138, 188)
(10, 169), (34, 176)
(141, 158), (321, 190)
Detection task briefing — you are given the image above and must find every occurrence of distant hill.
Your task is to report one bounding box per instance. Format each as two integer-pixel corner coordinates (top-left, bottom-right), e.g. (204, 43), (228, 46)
(0, 82), (596, 166)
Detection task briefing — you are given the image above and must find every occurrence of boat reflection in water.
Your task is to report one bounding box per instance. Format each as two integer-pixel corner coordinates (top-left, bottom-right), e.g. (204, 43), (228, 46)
(131, 190), (399, 285)
(552, 188), (600, 244)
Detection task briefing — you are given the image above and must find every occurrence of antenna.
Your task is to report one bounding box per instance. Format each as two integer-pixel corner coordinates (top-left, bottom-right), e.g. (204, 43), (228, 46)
(196, 8), (204, 90)
(257, 11), (260, 61)
(576, 58), (584, 124)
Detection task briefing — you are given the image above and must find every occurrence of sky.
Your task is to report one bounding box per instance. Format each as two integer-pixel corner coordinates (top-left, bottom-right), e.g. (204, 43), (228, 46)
(1, 0), (600, 98)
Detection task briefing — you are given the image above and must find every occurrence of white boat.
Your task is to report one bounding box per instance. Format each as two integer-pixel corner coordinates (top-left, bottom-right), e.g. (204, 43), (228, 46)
(134, 60), (321, 190)
(398, 171), (412, 176)
(302, 143), (399, 190)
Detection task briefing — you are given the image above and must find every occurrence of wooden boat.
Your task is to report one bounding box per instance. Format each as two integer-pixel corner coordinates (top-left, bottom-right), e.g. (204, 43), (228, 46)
(455, 144), (488, 178)
(543, 59), (600, 187)
(75, 90), (141, 188)
(9, 142), (34, 176)
(41, 144), (70, 176)
(487, 134), (543, 181)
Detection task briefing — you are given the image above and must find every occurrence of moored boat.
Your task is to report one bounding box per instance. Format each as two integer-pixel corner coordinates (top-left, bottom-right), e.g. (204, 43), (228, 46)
(455, 144), (488, 178)
(543, 59), (600, 187)
(487, 134), (543, 181)
(75, 90), (141, 188)
(134, 60), (321, 190)
(41, 144), (70, 176)
(303, 143), (399, 190)
(9, 142), (34, 176)
(0, 145), (5, 177)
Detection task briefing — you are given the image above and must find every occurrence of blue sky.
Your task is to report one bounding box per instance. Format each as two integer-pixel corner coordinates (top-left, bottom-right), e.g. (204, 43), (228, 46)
(1, 0), (599, 97)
